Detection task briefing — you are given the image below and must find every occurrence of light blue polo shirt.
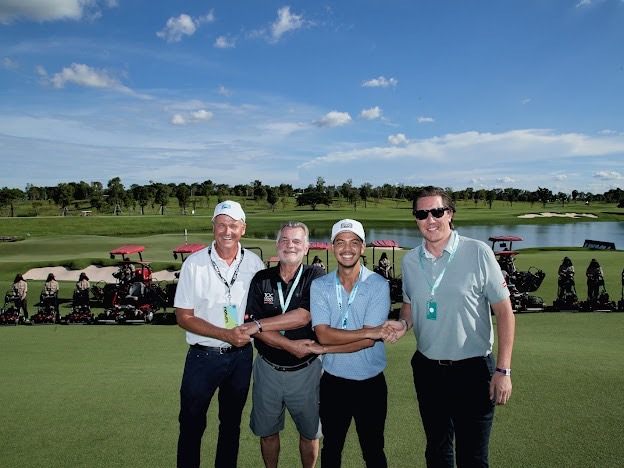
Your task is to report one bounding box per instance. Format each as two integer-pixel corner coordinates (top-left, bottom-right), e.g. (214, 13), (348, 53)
(311, 266), (390, 380)
(401, 231), (510, 361)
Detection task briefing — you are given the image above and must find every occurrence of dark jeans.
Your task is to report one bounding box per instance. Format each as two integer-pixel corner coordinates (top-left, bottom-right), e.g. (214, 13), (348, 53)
(411, 351), (495, 468)
(177, 344), (252, 468)
(319, 371), (388, 468)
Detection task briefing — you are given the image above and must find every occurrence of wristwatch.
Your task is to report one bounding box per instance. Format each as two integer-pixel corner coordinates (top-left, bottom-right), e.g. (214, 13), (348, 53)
(495, 367), (512, 376)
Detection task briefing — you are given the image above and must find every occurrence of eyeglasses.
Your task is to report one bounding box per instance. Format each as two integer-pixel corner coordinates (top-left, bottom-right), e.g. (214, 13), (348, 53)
(413, 207), (450, 220)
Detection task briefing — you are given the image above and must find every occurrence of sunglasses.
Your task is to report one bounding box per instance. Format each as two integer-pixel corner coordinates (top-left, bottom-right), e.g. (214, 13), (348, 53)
(413, 207), (450, 220)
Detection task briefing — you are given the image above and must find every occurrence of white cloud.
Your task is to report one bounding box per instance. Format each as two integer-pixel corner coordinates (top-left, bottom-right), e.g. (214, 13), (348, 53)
(594, 171), (622, 180)
(191, 109), (213, 121)
(315, 111), (352, 128)
(360, 106), (382, 120)
(270, 6), (305, 42)
(554, 174), (568, 181)
(214, 35), (236, 49)
(0, 0), (114, 24)
(2, 57), (18, 70)
(48, 63), (131, 93)
(170, 109), (214, 126)
(417, 116), (435, 123)
(521, 98), (532, 105)
(388, 133), (409, 146)
(302, 129), (624, 170)
(198, 10), (215, 24)
(171, 114), (186, 126)
(362, 76), (398, 88)
(157, 13), (208, 43)
(576, 0), (592, 7)
(497, 177), (515, 183)
(217, 85), (232, 97)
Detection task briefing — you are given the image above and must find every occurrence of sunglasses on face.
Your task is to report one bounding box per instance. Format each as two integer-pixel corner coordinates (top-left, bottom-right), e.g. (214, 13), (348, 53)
(413, 207), (450, 220)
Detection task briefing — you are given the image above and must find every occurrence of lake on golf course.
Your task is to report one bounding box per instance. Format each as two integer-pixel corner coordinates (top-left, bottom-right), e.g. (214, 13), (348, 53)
(360, 221), (624, 249)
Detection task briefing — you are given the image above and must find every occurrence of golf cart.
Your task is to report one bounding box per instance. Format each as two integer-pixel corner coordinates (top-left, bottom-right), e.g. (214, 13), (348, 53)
(306, 241), (331, 271)
(31, 287), (59, 324)
(369, 239), (402, 319)
(151, 242), (207, 325)
(96, 245), (166, 324)
(489, 236), (545, 313)
(0, 288), (24, 325)
(578, 259), (616, 312)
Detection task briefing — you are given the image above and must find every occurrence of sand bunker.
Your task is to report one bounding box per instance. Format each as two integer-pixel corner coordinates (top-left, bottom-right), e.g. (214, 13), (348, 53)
(23, 265), (177, 282)
(518, 212), (598, 219)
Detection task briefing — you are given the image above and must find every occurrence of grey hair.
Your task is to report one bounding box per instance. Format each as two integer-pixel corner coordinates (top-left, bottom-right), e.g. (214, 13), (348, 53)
(276, 221), (310, 243)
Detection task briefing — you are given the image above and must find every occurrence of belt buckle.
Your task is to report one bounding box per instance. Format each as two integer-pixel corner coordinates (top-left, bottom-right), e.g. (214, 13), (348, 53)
(219, 345), (231, 355)
(438, 359), (453, 366)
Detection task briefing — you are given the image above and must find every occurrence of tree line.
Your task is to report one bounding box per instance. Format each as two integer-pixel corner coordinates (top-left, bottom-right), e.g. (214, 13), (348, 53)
(0, 177), (622, 216)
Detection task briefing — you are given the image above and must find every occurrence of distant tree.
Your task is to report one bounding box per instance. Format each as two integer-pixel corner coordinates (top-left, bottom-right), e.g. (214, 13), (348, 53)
(316, 176), (326, 192)
(556, 192), (568, 207)
(359, 182), (372, 208)
(535, 187), (552, 208)
(571, 190), (579, 202)
(266, 187), (278, 212)
(296, 191), (332, 210)
(0, 187), (24, 217)
(153, 184), (171, 215)
(132, 185), (152, 215)
(176, 183), (191, 214)
(52, 183), (75, 215)
(486, 189), (496, 209)
(106, 177), (125, 215)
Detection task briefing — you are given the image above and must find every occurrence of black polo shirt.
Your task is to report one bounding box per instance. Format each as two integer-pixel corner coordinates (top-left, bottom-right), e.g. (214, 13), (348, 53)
(246, 264), (325, 367)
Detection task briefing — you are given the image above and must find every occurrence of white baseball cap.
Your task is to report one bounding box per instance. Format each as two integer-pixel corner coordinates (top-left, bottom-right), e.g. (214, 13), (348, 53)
(331, 219), (365, 243)
(212, 200), (246, 222)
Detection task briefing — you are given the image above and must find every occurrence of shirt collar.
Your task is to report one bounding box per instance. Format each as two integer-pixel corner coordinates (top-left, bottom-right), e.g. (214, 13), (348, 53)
(210, 241), (242, 265)
(421, 230), (458, 260)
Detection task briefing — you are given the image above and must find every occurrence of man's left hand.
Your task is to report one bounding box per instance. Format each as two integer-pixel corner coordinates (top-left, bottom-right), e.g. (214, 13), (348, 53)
(489, 373), (512, 405)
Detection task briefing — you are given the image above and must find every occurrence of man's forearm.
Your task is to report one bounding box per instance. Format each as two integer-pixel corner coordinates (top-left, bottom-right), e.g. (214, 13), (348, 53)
(251, 308), (310, 333)
(314, 324), (381, 345)
(492, 299), (515, 368)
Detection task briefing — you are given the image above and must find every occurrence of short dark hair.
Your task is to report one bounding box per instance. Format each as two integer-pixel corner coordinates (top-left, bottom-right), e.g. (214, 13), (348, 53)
(412, 186), (456, 230)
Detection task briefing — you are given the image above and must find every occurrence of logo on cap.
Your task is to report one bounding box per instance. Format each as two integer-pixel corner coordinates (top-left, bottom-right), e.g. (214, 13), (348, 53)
(341, 222), (353, 228)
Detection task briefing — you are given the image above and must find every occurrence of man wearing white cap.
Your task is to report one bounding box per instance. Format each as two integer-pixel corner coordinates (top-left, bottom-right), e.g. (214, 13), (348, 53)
(174, 200), (265, 468)
(310, 219), (392, 468)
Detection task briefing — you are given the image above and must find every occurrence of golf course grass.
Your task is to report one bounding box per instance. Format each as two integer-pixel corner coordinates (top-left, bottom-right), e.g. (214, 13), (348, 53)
(1, 313), (623, 467)
(1, 197), (623, 467)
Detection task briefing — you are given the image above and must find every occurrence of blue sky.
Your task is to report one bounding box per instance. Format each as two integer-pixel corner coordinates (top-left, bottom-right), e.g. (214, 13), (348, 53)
(1, 0), (623, 193)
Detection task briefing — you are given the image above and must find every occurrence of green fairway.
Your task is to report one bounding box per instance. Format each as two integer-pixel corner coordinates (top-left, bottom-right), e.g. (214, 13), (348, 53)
(1, 313), (623, 467)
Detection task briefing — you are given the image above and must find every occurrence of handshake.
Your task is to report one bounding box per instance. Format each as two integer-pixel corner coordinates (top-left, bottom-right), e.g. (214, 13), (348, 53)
(372, 320), (408, 344)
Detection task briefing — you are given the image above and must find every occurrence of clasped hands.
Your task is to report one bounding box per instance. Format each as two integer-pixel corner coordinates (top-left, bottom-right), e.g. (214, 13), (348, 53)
(373, 320), (407, 344)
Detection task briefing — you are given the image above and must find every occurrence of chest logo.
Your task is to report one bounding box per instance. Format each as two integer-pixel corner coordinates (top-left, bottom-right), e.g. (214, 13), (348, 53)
(263, 292), (274, 305)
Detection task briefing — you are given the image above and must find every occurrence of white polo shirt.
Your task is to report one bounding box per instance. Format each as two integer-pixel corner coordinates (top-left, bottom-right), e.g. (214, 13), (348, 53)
(174, 241), (265, 347)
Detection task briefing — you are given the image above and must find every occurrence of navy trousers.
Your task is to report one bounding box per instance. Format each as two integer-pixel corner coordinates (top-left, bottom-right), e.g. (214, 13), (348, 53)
(319, 371), (388, 468)
(177, 344), (252, 468)
(411, 351), (495, 468)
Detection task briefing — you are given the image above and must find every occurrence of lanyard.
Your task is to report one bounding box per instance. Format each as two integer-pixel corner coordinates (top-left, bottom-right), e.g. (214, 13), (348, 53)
(335, 268), (362, 329)
(209, 247), (245, 303)
(418, 233), (459, 298)
(277, 264), (303, 314)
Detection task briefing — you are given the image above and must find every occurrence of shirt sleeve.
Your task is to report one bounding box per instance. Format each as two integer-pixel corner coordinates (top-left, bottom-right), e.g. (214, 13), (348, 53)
(174, 256), (195, 310)
(481, 246), (510, 304)
(244, 273), (264, 321)
(310, 276), (331, 327)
